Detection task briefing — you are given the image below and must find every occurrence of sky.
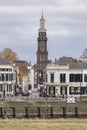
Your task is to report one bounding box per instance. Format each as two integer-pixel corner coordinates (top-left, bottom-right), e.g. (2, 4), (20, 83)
(0, 0), (87, 65)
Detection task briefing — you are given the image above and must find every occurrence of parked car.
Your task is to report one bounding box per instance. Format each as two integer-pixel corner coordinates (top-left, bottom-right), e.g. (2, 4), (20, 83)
(39, 92), (50, 97)
(28, 90), (32, 95)
(22, 91), (29, 96)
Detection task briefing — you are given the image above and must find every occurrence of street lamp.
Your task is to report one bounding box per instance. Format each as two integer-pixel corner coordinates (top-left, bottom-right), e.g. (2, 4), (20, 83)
(39, 72), (42, 83)
(80, 74), (82, 101)
(3, 84), (5, 101)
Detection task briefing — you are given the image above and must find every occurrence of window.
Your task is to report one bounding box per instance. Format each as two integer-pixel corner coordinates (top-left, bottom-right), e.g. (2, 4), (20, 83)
(0, 68), (12, 72)
(84, 74), (87, 82)
(69, 87), (74, 94)
(60, 73), (66, 83)
(6, 74), (8, 81)
(49, 86), (55, 95)
(50, 73), (54, 83)
(74, 87), (78, 94)
(0, 74), (2, 81)
(69, 87), (81, 95)
(2, 74), (4, 81)
(0, 84), (3, 92)
(9, 74), (13, 81)
(70, 74), (75, 82)
(81, 87), (85, 94)
(69, 74), (82, 82)
(46, 74), (47, 82)
(9, 85), (12, 92)
(74, 87), (85, 95)
(7, 84), (12, 92)
(7, 84), (9, 92)
(60, 86), (67, 95)
(4, 74), (6, 81)
(75, 74), (82, 82)
(2, 68), (5, 71)
(39, 55), (44, 61)
(7, 68), (12, 71)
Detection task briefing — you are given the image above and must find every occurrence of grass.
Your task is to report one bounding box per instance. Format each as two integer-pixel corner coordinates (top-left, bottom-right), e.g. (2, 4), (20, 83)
(0, 119), (87, 130)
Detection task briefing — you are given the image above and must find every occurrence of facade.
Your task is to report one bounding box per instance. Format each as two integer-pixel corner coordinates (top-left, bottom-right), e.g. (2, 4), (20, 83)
(0, 58), (18, 98)
(22, 66), (34, 92)
(46, 57), (87, 97)
(36, 12), (48, 84)
(15, 60), (34, 92)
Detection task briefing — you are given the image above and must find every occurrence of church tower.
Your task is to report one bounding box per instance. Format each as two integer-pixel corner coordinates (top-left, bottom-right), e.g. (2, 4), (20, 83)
(37, 12), (48, 84)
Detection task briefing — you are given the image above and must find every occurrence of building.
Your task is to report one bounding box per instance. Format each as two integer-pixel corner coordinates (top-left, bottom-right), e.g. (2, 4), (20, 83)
(0, 57), (18, 98)
(36, 12), (48, 85)
(15, 60), (34, 92)
(46, 57), (87, 97)
(22, 66), (34, 92)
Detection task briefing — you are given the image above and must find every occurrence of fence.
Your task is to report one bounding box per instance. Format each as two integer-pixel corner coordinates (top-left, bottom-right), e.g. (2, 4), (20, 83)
(0, 106), (87, 118)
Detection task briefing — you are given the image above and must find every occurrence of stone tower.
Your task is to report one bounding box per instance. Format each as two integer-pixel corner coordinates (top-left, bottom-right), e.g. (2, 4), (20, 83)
(36, 12), (48, 84)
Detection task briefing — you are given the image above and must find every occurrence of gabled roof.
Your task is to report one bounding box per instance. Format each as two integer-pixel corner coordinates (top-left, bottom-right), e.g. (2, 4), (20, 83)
(0, 57), (13, 66)
(15, 60), (31, 66)
(56, 56), (87, 69)
(57, 56), (77, 65)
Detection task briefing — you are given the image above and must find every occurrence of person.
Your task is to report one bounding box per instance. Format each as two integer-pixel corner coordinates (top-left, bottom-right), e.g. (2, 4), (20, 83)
(62, 94), (64, 98)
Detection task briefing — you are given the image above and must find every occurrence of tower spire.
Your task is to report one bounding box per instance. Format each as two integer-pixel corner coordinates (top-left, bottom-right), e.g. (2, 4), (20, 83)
(39, 10), (46, 32)
(42, 9), (43, 19)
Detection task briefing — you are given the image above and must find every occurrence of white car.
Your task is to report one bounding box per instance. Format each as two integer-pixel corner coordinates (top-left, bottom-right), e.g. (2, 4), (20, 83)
(28, 90), (32, 95)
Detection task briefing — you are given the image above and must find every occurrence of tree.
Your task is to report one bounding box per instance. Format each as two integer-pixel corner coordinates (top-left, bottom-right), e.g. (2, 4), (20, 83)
(80, 48), (87, 60)
(0, 48), (18, 62)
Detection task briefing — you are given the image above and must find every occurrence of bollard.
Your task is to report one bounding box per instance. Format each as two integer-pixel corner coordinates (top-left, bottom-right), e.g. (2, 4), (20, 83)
(25, 107), (29, 118)
(75, 107), (78, 117)
(50, 107), (53, 118)
(11, 107), (16, 118)
(0, 107), (3, 118)
(63, 107), (66, 118)
(38, 107), (40, 118)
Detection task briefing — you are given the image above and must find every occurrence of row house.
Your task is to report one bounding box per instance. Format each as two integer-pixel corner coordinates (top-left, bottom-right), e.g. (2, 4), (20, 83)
(46, 57), (87, 97)
(0, 58), (18, 98)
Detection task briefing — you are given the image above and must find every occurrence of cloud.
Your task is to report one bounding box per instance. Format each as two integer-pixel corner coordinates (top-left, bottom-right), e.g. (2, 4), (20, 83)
(0, 0), (87, 7)
(0, 0), (87, 64)
(0, 0), (57, 6)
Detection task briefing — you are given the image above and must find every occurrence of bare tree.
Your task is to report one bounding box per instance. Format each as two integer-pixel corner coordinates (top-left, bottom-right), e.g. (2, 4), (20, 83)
(80, 48), (87, 60)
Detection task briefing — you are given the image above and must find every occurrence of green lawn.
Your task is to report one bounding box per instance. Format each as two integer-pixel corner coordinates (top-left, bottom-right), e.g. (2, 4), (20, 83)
(0, 119), (87, 130)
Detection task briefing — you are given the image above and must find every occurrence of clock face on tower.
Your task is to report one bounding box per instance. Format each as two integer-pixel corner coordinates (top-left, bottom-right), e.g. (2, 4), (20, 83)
(40, 42), (45, 51)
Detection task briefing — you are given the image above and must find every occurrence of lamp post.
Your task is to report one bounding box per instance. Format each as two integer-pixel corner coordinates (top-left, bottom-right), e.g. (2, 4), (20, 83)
(80, 74), (82, 101)
(80, 80), (81, 101)
(3, 84), (5, 101)
(39, 72), (42, 84)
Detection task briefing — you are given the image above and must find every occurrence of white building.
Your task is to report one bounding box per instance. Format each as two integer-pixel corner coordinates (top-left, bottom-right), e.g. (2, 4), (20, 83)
(15, 60), (34, 93)
(45, 57), (87, 97)
(22, 66), (34, 92)
(0, 58), (18, 98)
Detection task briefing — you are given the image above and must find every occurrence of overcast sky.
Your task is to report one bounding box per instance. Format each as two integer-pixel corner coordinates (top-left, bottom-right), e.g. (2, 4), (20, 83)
(0, 0), (87, 65)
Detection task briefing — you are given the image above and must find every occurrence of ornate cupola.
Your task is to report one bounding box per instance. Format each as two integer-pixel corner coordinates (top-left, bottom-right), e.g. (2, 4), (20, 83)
(39, 11), (46, 32)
